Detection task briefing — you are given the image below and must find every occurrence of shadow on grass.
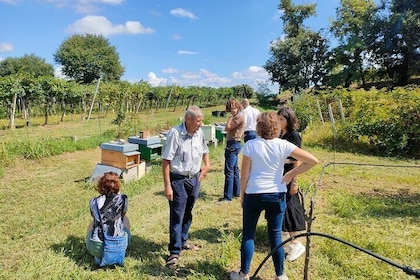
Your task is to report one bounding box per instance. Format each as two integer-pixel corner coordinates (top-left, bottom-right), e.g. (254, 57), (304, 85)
(358, 190), (420, 219)
(50, 234), (165, 271)
(331, 188), (420, 220)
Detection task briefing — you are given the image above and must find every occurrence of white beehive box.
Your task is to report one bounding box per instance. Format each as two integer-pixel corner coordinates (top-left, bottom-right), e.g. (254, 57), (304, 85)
(201, 125), (216, 142)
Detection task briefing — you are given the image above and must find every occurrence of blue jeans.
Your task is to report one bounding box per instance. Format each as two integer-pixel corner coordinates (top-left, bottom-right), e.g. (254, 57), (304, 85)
(241, 192), (286, 276)
(168, 173), (200, 255)
(223, 141), (241, 200)
(244, 131), (257, 143)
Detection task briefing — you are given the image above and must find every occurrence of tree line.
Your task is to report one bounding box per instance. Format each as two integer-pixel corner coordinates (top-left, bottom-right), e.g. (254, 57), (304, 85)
(0, 0), (418, 128)
(264, 0), (419, 91)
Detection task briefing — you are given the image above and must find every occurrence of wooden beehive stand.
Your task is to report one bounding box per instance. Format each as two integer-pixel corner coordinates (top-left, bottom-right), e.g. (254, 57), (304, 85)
(99, 142), (142, 182)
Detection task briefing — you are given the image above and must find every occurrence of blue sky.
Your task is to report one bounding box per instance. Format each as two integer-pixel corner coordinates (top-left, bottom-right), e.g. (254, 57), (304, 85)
(0, 0), (340, 90)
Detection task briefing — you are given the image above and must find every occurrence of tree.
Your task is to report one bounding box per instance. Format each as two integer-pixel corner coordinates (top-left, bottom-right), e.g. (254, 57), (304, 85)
(264, 0), (330, 92)
(377, 0), (420, 85)
(329, 0), (378, 87)
(0, 54), (54, 78)
(54, 34), (124, 84)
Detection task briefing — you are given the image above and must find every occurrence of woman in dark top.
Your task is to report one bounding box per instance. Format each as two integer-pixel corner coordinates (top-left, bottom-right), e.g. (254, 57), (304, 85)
(278, 107), (306, 262)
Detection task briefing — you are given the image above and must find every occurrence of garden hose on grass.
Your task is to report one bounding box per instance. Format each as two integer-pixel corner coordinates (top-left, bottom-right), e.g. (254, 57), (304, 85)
(253, 162), (420, 279)
(252, 232), (420, 279)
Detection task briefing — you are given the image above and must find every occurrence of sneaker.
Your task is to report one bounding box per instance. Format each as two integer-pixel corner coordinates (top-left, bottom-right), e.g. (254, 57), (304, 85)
(217, 198), (231, 204)
(286, 241), (305, 262)
(230, 271), (249, 280)
(274, 274), (289, 280)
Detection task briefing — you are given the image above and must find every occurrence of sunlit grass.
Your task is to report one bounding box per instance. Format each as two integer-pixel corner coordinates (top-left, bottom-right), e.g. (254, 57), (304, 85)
(0, 106), (418, 279)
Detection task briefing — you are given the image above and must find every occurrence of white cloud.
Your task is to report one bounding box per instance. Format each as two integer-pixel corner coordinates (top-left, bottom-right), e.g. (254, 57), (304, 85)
(181, 72), (201, 80)
(162, 68), (178, 74)
(148, 72), (167, 87)
(177, 50), (200, 55)
(145, 66), (272, 90)
(0, 42), (15, 52)
(172, 33), (182, 40)
(232, 66), (270, 80)
(170, 8), (198, 20)
(66, 15), (155, 35)
(41, 0), (124, 14)
(199, 68), (218, 78)
(54, 66), (67, 79)
(272, 9), (284, 20)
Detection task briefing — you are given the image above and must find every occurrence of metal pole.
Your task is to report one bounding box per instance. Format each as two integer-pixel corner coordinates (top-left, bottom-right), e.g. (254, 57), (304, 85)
(87, 74), (103, 121)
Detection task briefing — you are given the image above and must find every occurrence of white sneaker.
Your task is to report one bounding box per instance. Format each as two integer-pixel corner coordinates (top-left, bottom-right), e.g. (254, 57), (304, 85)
(230, 271), (250, 280)
(286, 241), (305, 262)
(275, 274), (289, 280)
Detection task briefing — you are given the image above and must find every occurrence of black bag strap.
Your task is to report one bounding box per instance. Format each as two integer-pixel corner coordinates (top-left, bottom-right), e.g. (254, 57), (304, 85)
(95, 198), (105, 239)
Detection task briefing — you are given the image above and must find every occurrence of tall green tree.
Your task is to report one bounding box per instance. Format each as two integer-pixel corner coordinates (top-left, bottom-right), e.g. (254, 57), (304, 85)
(264, 0), (330, 92)
(0, 54), (54, 77)
(329, 0), (378, 87)
(54, 34), (124, 84)
(377, 0), (420, 85)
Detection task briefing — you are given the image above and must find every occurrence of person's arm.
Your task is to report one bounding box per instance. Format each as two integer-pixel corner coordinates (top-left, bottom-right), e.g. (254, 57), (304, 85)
(289, 160), (301, 195)
(225, 109), (243, 132)
(240, 155), (251, 206)
(199, 153), (210, 182)
(162, 159), (173, 201)
(282, 148), (319, 185)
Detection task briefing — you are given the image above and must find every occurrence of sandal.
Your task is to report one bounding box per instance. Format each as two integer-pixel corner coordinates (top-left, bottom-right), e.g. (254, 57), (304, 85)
(182, 243), (201, 251)
(165, 254), (179, 269)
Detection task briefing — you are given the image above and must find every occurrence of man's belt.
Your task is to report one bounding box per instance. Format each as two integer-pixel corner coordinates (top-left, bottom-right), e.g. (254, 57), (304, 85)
(170, 172), (199, 179)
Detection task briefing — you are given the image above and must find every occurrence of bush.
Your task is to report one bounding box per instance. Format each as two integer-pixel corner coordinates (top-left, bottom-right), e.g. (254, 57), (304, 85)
(291, 87), (420, 159)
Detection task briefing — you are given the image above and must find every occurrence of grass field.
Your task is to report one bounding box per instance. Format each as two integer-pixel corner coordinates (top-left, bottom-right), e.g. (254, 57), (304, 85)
(0, 108), (419, 280)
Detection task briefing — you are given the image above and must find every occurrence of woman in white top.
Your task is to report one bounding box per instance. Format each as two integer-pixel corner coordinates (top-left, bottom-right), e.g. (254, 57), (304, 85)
(230, 112), (319, 280)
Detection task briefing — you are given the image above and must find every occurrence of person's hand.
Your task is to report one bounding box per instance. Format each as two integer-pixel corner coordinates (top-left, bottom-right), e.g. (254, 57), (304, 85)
(164, 185), (173, 201)
(199, 167), (209, 182)
(289, 183), (298, 195)
(282, 171), (293, 185)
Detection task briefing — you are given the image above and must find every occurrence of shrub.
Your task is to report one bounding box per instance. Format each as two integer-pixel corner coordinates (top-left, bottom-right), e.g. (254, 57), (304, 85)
(291, 87), (420, 159)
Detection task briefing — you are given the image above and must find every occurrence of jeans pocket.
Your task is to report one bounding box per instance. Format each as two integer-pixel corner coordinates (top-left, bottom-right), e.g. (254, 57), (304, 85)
(184, 179), (194, 193)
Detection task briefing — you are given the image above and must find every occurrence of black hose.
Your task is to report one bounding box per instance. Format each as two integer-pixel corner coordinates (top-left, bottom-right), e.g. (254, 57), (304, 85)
(252, 232), (420, 279)
(251, 162), (420, 279)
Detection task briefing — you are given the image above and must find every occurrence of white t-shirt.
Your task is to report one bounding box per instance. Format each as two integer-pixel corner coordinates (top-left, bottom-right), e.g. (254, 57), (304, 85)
(242, 137), (297, 194)
(242, 106), (260, 132)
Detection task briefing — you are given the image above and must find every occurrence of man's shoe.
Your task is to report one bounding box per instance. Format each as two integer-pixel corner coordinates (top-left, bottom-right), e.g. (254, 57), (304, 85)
(286, 241), (305, 262)
(274, 274), (289, 280)
(230, 271), (249, 280)
(217, 198), (231, 204)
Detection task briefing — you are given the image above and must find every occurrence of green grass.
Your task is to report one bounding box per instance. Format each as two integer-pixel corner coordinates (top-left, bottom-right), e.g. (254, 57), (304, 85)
(0, 108), (419, 280)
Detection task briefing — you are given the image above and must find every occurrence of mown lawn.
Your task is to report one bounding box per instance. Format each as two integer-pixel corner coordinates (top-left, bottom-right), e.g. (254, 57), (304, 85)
(0, 109), (419, 280)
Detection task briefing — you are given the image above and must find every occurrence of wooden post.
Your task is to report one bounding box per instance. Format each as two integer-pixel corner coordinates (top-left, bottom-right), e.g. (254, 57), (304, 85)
(87, 74), (103, 121)
(328, 104), (336, 135)
(316, 100), (324, 123)
(165, 86), (173, 112)
(338, 99), (345, 122)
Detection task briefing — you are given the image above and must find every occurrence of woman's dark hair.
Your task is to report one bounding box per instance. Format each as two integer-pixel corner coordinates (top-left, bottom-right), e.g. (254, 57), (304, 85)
(277, 107), (299, 131)
(225, 98), (243, 113)
(96, 172), (121, 195)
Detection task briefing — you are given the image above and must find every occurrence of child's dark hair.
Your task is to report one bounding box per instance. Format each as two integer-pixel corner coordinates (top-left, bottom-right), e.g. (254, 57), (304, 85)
(277, 107), (299, 131)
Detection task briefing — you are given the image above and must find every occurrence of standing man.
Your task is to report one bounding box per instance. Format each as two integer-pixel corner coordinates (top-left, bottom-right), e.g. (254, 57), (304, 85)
(162, 105), (210, 269)
(241, 98), (260, 143)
